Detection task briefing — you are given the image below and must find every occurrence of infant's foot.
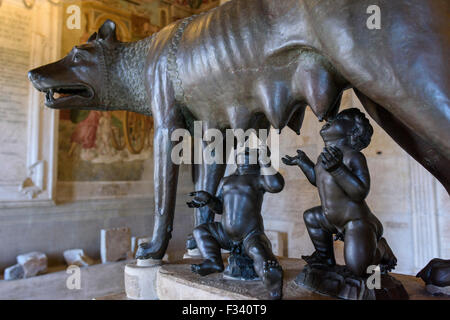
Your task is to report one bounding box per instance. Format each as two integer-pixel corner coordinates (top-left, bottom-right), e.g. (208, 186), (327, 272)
(186, 235), (197, 250)
(191, 260), (224, 276)
(378, 238), (397, 273)
(302, 251), (336, 267)
(262, 260), (283, 300)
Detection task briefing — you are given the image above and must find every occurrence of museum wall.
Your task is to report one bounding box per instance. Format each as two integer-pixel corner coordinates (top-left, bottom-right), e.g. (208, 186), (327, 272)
(0, 0), (448, 277)
(0, 0), (223, 272)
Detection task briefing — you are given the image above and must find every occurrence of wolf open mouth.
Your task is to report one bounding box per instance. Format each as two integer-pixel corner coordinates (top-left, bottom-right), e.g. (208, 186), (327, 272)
(44, 85), (94, 107)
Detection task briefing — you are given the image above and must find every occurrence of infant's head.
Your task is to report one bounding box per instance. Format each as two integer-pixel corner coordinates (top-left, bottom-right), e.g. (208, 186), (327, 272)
(320, 108), (373, 151)
(236, 148), (259, 167)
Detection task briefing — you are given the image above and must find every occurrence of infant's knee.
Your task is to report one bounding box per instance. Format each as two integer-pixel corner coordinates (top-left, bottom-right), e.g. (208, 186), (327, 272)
(344, 221), (378, 277)
(303, 208), (321, 227)
(346, 220), (377, 243)
(193, 224), (211, 239)
(346, 260), (369, 278)
(345, 250), (376, 277)
(244, 233), (274, 262)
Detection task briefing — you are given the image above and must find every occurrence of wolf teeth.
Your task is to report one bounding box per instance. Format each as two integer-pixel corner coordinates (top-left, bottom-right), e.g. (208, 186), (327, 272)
(45, 86), (91, 103)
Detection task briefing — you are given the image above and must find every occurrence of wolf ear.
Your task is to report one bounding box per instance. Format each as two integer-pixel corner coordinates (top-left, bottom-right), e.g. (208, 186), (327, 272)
(97, 20), (118, 43)
(87, 32), (97, 43)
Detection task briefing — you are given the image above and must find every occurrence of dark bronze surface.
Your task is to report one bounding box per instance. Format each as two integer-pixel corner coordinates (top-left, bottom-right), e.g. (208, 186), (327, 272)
(29, 0), (450, 259)
(417, 258), (450, 289)
(187, 150), (285, 299)
(296, 263), (409, 300)
(283, 109), (398, 293)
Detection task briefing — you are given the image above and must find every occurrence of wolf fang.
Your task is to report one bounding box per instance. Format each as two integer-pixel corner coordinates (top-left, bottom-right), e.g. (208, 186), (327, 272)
(182, 304), (216, 318)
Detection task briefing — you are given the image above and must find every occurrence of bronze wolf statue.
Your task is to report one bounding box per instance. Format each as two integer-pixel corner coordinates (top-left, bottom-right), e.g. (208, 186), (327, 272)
(29, 0), (450, 259)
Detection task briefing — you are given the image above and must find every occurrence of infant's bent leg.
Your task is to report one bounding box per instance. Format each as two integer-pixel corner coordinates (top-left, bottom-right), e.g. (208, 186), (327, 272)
(344, 220), (378, 277)
(303, 206), (336, 266)
(244, 233), (277, 269)
(192, 223), (229, 276)
(244, 233), (283, 300)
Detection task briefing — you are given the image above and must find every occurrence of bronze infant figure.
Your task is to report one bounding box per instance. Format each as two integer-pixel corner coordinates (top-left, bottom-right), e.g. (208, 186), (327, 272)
(416, 258), (450, 296)
(283, 109), (397, 278)
(187, 148), (285, 299)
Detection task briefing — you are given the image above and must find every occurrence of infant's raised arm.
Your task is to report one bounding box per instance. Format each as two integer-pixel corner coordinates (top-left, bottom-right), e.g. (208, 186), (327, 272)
(329, 151), (370, 202)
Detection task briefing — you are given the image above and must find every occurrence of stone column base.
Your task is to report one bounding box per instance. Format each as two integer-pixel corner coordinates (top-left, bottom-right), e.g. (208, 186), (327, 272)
(124, 259), (164, 300)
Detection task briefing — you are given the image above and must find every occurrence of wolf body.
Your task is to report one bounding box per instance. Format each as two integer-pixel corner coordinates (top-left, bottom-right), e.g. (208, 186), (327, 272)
(29, 0), (450, 259)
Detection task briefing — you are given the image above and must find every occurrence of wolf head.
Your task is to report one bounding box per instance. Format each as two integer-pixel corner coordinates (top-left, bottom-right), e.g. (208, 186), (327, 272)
(28, 20), (152, 115)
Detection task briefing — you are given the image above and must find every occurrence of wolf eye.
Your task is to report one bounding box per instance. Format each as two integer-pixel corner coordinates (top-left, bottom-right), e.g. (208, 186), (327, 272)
(73, 52), (82, 62)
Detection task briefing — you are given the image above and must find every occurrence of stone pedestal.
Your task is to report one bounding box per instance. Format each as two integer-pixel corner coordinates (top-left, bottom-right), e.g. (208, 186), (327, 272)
(156, 258), (450, 300)
(124, 259), (164, 300)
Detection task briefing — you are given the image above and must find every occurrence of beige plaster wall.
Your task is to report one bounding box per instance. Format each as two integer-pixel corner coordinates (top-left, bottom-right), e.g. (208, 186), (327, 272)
(0, 164), (195, 271)
(0, 0), (194, 273)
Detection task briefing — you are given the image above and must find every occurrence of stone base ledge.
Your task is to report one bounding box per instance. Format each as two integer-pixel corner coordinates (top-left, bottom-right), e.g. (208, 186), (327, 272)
(156, 258), (450, 300)
(0, 260), (131, 300)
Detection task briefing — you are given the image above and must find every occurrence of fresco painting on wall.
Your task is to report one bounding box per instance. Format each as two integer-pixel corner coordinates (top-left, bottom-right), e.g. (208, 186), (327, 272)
(58, 1), (157, 182)
(163, 0), (220, 15)
(166, 0), (214, 9)
(54, 0), (220, 200)
(131, 14), (159, 38)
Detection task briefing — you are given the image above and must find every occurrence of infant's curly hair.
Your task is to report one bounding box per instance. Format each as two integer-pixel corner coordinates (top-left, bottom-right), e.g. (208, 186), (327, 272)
(335, 108), (374, 151)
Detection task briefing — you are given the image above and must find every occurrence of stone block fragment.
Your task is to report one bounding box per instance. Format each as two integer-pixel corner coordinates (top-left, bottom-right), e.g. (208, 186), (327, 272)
(16, 252), (47, 277)
(4, 264), (25, 281)
(63, 249), (95, 267)
(100, 227), (131, 263)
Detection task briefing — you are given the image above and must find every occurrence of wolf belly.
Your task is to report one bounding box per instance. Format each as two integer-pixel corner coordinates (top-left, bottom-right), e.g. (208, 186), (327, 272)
(172, 0), (347, 130)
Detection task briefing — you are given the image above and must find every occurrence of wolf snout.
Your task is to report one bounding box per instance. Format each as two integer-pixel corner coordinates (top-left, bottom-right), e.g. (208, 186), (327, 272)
(28, 69), (48, 92)
(28, 69), (40, 82)
(28, 70), (41, 88)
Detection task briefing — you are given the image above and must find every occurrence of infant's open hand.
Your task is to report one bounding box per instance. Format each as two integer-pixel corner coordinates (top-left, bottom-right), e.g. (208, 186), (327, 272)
(282, 149), (308, 166)
(320, 146), (343, 172)
(187, 191), (212, 208)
